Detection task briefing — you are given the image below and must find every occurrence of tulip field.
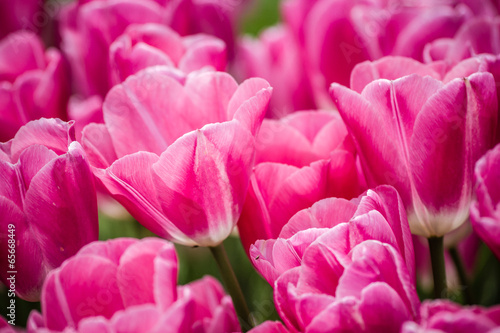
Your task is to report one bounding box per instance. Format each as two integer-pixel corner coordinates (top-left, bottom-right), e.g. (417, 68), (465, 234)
(1, 0), (500, 332)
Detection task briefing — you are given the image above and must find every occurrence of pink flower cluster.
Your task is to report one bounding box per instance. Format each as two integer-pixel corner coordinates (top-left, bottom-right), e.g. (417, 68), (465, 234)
(0, 0), (500, 332)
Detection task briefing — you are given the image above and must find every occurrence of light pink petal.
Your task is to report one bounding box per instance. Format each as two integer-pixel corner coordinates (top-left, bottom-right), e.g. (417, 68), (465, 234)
(77, 238), (136, 266)
(110, 304), (161, 332)
(0, 31), (45, 82)
(179, 35), (227, 73)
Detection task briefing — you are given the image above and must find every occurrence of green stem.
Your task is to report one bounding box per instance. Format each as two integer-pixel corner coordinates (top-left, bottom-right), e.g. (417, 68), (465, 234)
(209, 243), (252, 332)
(428, 236), (447, 299)
(449, 247), (474, 305)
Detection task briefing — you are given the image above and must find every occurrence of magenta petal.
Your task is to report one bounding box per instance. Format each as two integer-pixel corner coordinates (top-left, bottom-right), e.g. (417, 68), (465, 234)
(77, 238), (136, 266)
(24, 142), (98, 269)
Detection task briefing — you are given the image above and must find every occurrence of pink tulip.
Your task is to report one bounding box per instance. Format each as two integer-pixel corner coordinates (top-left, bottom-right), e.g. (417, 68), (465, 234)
(27, 237), (240, 332)
(0, 31), (69, 142)
(109, 23), (227, 86)
(255, 110), (354, 167)
(402, 300), (500, 333)
(237, 155), (361, 254)
(250, 185), (415, 286)
(235, 26), (316, 117)
(0, 118), (98, 301)
(424, 17), (500, 64)
(331, 72), (498, 237)
(470, 143), (500, 259)
(0, 0), (43, 39)
(59, 0), (241, 97)
(275, 240), (420, 332)
(281, 0), (470, 108)
(81, 68), (272, 246)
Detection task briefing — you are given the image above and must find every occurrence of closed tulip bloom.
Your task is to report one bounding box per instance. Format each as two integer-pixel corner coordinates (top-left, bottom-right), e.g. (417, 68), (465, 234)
(27, 238), (240, 332)
(109, 23), (227, 86)
(0, 31), (69, 142)
(331, 72), (498, 237)
(402, 300), (500, 333)
(0, 118), (98, 301)
(82, 68), (271, 246)
(470, 143), (500, 259)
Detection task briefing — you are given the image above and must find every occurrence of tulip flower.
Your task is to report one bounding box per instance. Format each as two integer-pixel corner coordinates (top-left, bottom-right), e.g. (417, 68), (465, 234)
(0, 31), (69, 142)
(250, 185), (415, 286)
(255, 110), (354, 167)
(238, 156), (361, 255)
(402, 300), (500, 333)
(235, 26), (316, 117)
(331, 72), (498, 238)
(109, 23), (227, 86)
(470, 143), (500, 259)
(81, 68), (271, 247)
(0, 118), (98, 301)
(27, 237), (240, 332)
